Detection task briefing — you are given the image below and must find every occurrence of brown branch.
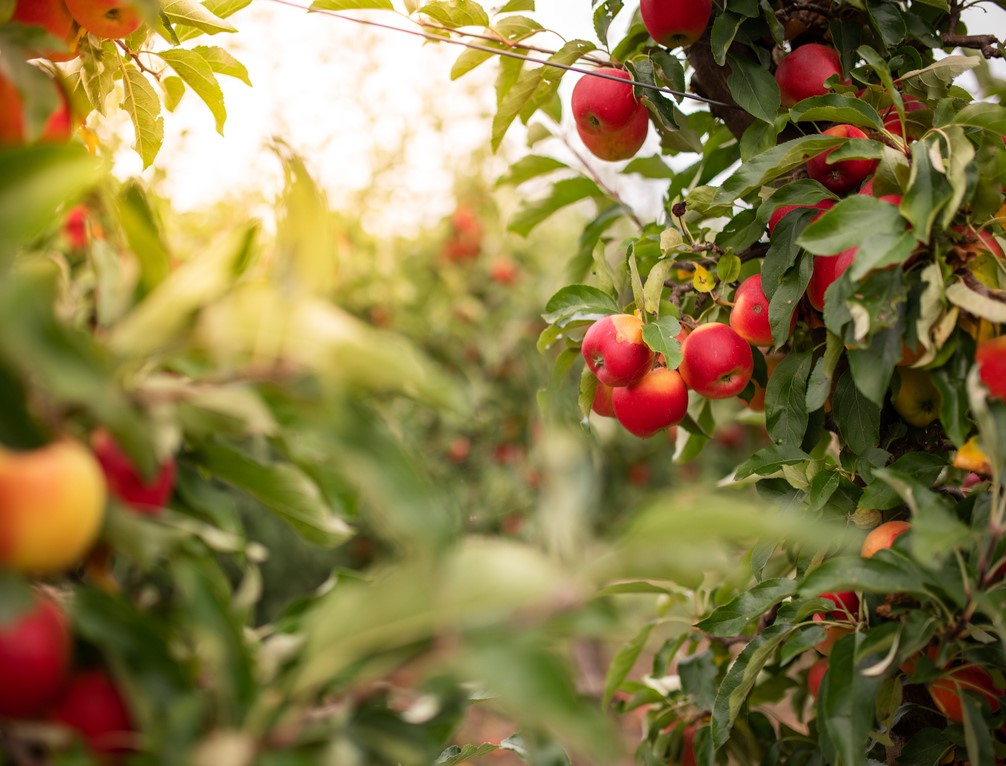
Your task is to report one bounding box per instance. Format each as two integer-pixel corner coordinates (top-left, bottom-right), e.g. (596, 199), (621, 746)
(941, 33), (1004, 58)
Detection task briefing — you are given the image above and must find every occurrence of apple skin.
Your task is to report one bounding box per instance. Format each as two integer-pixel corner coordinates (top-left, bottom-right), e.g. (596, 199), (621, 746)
(571, 67), (649, 162)
(678, 323), (753, 399)
(639, 0), (712, 49)
(891, 367), (941, 428)
(0, 70), (73, 146)
(806, 125), (879, 195)
(51, 669), (135, 755)
(861, 520), (911, 558)
(12, 0), (78, 61)
(489, 258), (519, 285)
(807, 657), (828, 698)
(806, 247), (856, 312)
(0, 595), (72, 719)
(64, 0), (142, 39)
(0, 439), (107, 574)
(91, 431), (176, 515)
(767, 198), (835, 237)
(730, 274), (792, 346)
(591, 380), (616, 418)
(581, 314), (655, 387)
(927, 665), (1003, 724)
(812, 591), (859, 655)
(611, 367), (689, 438)
(977, 336), (1006, 400)
(881, 95), (926, 141)
(775, 43), (843, 107)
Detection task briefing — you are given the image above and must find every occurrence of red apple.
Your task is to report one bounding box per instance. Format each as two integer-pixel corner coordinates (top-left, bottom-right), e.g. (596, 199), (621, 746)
(63, 204), (90, 249)
(775, 43), (843, 107)
(861, 520), (911, 558)
(678, 322), (754, 399)
(611, 367), (689, 438)
(581, 314), (655, 387)
(571, 67), (649, 162)
(806, 125), (879, 195)
(91, 430), (175, 515)
(812, 591), (860, 655)
(977, 335), (1006, 400)
(0, 70), (73, 146)
(11, 0), (78, 61)
(51, 669), (135, 755)
(881, 95), (926, 141)
(767, 198), (835, 237)
(639, 0), (712, 48)
(489, 258), (519, 285)
(806, 247), (856, 312)
(591, 380), (616, 418)
(0, 594), (72, 718)
(64, 0), (142, 39)
(807, 657), (828, 698)
(729, 274), (791, 346)
(928, 664), (1003, 724)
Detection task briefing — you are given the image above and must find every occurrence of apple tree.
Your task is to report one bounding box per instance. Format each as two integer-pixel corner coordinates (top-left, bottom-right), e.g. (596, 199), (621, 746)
(352, 0), (1006, 762)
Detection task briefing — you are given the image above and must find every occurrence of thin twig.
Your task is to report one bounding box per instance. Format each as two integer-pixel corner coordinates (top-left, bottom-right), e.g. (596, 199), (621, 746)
(941, 33), (1003, 58)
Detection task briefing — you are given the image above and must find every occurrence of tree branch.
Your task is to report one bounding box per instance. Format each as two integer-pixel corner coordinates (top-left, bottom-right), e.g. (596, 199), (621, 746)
(941, 33), (1004, 58)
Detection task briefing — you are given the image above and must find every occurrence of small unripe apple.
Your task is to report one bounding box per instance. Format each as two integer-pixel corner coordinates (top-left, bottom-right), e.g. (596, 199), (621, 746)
(775, 43), (843, 107)
(977, 335), (1006, 400)
(767, 198), (835, 237)
(891, 368), (941, 428)
(12, 0), (78, 61)
(730, 274), (792, 346)
(0, 594), (72, 718)
(91, 430), (175, 515)
(571, 67), (649, 162)
(861, 520), (911, 558)
(581, 314), (655, 387)
(0, 439), (107, 574)
(64, 0), (142, 39)
(639, 0), (712, 49)
(806, 247), (856, 312)
(806, 125), (879, 195)
(928, 664), (1003, 724)
(611, 367), (689, 438)
(51, 669), (135, 755)
(678, 322), (754, 399)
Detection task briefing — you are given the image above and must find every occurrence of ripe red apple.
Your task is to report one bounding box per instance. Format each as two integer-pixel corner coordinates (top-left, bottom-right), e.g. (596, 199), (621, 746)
(928, 664), (1003, 724)
(811, 591), (860, 655)
(679, 322), (754, 399)
(775, 43), (843, 107)
(674, 724), (698, 766)
(881, 95), (926, 141)
(861, 520), (911, 558)
(12, 0), (78, 61)
(640, 0), (712, 48)
(581, 314), (655, 387)
(806, 247), (856, 312)
(807, 657), (828, 698)
(0, 70), (73, 146)
(806, 125), (879, 195)
(611, 367), (689, 438)
(571, 67), (649, 162)
(977, 335), (1006, 400)
(767, 198), (835, 237)
(91, 430), (175, 515)
(63, 204), (90, 249)
(489, 258), (519, 285)
(51, 669), (135, 755)
(729, 274), (792, 346)
(64, 0), (142, 39)
(0, 594), (72, 718)
(591, 380), (616, 418)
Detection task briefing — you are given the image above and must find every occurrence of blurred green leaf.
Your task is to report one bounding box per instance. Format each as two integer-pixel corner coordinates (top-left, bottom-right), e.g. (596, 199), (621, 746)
(697, 578), (797, 637)
(159, 48), (228, 133)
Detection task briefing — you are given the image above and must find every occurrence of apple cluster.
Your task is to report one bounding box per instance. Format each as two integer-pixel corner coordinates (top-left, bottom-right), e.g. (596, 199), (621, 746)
(0, 432), (175, 755)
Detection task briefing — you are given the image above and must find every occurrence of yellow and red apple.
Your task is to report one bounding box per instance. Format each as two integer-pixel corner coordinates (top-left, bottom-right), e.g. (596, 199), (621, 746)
(861, 520), (911, 558)
(64, 0), (142, 40)
(581, 314), (655, 387)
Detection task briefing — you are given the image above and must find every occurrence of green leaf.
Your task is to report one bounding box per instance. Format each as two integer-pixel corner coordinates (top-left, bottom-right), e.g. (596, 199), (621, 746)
(726, 50), (780, 124)
(946, 279), (1006, 324)
(120, 68), (164, 168)
(789, 94), (884, 131)
(418, 0), (490, 27)
(495, 154), (568, 186)
(709, 11), (744, 66)
(902, 135), (955, 242)
(498, 0), (534, 11)
(173, 0), (251, 40)
(831, 369), (880, 455)
(0, 573), (34, 626)
(818, 633), (887, 766)
(622, 154), (675, 179)
(437, 744), (500, 765)
(733, 444), (811, 479)
(857, 453), (946, 511)
(799, 555), (929, 599)
(161, 0), (236, 33)
(806, 332), (843, 411)
(641, 316), (682, 368)
(765, 350), (812, 448)
(159, 48), (227, 133)
(951, 102), (1006, 134)
(897, 729), (954, 766)
(768, 252), (812, 346)
(603, 621), (654, 707)
(508, 177), (603, 237)
(541, 284), (618, 326)
(311, 0), (394, 9)
(591, 0), (622, 46)
(195, 440), (354, 545)
(451, 46), (497, 79)
(715, 135), (844, 205)
(190, 45), (252, 85)
(697, 578), (797, 636)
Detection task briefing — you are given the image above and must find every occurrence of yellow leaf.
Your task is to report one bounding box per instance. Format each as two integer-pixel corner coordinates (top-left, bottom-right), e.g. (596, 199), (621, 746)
(953, 436), (991, 475)
(693, 264), (715, 293)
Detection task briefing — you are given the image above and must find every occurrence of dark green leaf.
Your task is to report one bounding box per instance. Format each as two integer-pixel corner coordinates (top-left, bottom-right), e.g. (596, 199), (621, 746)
(734, 444), (811, 479)
(541, 284), (618, 326)
(789, 94), (884, 131)
(696, 578), (797, 636)
(766, 350), (812, 448)
(726, 50), (780, 124)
